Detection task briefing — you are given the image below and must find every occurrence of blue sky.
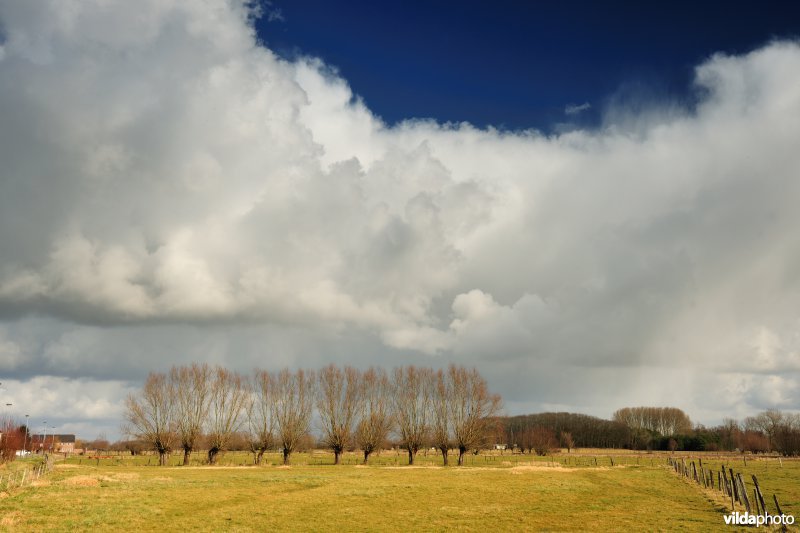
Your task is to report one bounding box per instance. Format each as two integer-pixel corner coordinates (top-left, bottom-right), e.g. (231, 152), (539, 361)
(259, 0), (800, 131)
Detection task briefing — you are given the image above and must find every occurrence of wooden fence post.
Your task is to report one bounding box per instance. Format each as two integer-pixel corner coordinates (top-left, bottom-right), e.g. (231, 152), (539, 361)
(721, 468), (734, 510)
(753, 489), (760, 516)
(721, 468), (729, 496)
(730, 481), (735, 511)
(750, 475), (767, 517)
(729, 468), (739, 502)
(773, 494), (784, 516)
(736, 474), (751, 513)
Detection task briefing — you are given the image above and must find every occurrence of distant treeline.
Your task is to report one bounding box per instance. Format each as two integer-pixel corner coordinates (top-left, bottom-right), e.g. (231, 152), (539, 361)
(498, 408), (800, 455)
(502, 412), (630, 451)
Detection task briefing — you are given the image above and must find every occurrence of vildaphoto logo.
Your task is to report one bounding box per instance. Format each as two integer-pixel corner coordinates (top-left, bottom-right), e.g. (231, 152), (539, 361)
(724, 512), (795, 527)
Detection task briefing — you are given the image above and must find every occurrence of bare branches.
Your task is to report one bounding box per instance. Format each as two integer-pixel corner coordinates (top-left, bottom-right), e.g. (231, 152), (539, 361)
(125, 363), (503, 467)
(170, 363), (211, 465)
(274, 368), (316, 465)
(448, 365), (502, 466)
(355, 367), (392, 464)
(246, 369), (276, 465)
(206, 367), (248, 464)
(430, 368), (451, 465)
(392, 366), (433, 465)
(124, 372), (175, 466)
(317, 365), (363, 464)
(612, 407), (692, 438)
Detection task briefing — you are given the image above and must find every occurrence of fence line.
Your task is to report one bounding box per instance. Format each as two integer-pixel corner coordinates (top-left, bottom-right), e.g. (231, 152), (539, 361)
(667, 456), (788, 521)
(0, 455), (54, 491)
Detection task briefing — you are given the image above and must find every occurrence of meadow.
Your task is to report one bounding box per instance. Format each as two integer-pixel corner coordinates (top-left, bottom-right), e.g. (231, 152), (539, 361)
(0, 450), (797, 531)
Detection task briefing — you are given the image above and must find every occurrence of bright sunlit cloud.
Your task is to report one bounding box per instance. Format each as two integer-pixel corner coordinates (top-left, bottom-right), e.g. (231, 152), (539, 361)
(0, 1), (798, 437)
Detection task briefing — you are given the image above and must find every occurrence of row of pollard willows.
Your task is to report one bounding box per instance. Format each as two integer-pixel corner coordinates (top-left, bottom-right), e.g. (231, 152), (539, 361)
(0, 456), (53, 491)
(668, 457), (787, 517)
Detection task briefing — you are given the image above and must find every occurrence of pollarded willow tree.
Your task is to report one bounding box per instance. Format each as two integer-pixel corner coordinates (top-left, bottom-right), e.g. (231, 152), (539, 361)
(170, 363), (211, 465)
(430, 368), (452, 465)
(392, 366), (433, 466)
(246, 369), (276, 465)
(449, 364), (502, 466)
(274, 368), (316, 465)
(206, 367), (249, 465)
(355, 367), (392, 464)
(317, 365), (363, 465)
(124, 372), (175, 466)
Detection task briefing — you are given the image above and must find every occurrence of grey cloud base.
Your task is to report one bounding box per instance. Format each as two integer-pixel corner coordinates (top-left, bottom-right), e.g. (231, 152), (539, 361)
(0, 1), (798, 438)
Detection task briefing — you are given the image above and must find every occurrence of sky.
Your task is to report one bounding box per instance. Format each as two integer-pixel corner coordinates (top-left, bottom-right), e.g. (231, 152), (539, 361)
(259, 0), (800, 130)
(0, 0), (799, 440)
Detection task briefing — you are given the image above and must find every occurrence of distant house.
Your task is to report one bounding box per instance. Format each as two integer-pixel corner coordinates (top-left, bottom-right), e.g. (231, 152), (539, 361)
(30, 434), (76, 454)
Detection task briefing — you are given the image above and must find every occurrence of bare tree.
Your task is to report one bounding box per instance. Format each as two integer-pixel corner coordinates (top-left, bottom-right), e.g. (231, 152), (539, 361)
(612, 407), (692, 437)
(517, 425), (534, 454)
(317, 365), (362, 465)
(392, 366), (433, 465)
(274, 368), (316, 465)
(560, 431), (574, 453)
(745, 409), (786, 450)
(206, 367), (249, 464)
(170, 363), (211, 465)
(355, 367), (392, 464)
(124, 372), (175, 466)
(430, 368), (451, 465)
(246, 369), (276, 465)
(774, 413), (800, 456)
(530, 426), (558, 456)
(448, 365), (502, 465)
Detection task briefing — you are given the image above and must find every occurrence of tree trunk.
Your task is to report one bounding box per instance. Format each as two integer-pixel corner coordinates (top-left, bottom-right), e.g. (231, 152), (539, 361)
(457, 446), (466, 466)
(208, 448), (219, 465)
(407, 447), (414, 465)
(256, 449), (265, 465)
(440, 447), (449, 466)
(334, 449), (341, 465)
(283, 448), (290, 466)
(363, 450), (371, 465)
(159, 451), (169, 466)
(182, 447), (191, 466)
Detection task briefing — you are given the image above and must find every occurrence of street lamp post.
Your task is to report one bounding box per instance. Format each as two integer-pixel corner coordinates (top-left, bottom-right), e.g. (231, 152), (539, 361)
(3, 404), (11, 454)
(50, 426), (56, 453)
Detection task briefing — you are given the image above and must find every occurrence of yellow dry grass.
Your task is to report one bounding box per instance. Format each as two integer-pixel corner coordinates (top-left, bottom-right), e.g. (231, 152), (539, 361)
(0, 455), (753, 532)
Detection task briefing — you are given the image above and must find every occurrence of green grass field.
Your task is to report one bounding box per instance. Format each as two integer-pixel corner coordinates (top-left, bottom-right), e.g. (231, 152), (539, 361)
(0, 451), (797, 531)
